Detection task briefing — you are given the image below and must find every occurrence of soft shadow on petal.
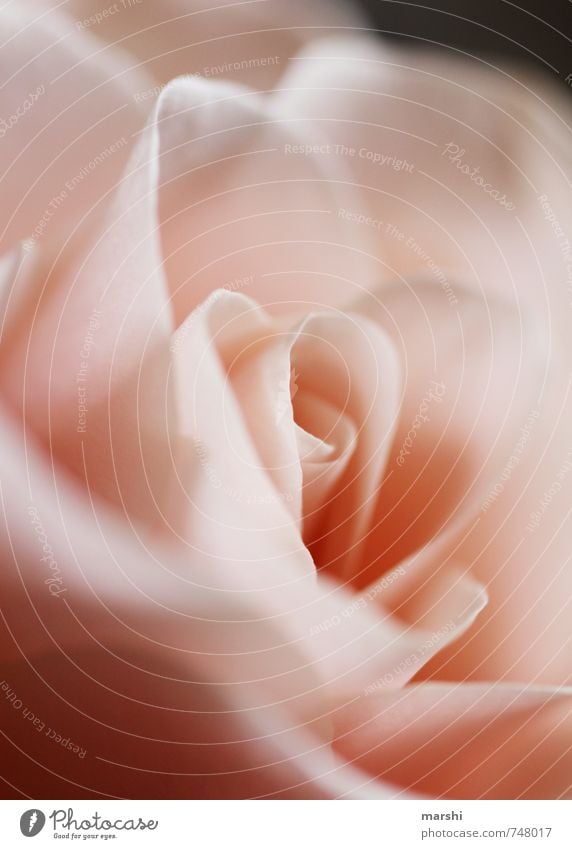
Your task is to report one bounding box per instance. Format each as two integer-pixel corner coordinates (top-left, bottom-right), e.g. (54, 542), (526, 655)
(348, 277), (546, 591)
(333, 683), (572, 799)
(286, 310), (401, 580)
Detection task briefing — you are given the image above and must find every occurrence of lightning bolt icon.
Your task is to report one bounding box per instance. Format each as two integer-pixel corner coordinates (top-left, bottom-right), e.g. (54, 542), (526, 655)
(29, 811), (37, 833)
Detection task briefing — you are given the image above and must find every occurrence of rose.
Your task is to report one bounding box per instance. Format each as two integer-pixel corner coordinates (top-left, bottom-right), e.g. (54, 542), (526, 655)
(1, 3), (571, 799)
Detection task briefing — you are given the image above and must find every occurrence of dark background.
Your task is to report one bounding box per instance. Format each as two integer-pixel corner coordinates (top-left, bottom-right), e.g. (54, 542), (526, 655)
(355, 0), (572, 94)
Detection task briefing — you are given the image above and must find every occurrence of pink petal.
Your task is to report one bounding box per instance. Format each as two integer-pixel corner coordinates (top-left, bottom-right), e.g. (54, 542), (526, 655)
(348, 278), (545, 591)
(281, 37), (572, 687)
(287, 311), (401, 581)
(170, 289), (487, 697)
(334, 683), (572, 799)
(0, 95), (175, 527)
(280, 37), (571, 307)
(30, 0), (365, 89)
(0, 1), (150, 252)
(170, 288), (310, 562)
(151, 76), (379, 322)
(348, 273), (555, 684)
(0, 401), (400, 799)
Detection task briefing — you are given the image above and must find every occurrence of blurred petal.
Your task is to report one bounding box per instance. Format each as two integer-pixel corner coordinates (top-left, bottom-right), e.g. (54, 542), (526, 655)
(0, 1), (150, 252)
(280, 36), (572, 307)
(153, 76), (379, 322)
(0, 400), (404, 799)
(334, 683), (572, 799)
(0, 94), (175, 527)
(30, 0), (365, 89)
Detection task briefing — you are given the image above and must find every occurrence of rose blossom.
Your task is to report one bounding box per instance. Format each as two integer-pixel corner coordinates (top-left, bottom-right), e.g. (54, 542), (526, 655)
(0, 1), (571, 799)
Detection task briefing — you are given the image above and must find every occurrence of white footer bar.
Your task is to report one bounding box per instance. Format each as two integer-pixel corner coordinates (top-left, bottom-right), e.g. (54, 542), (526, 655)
(1, 799), (570, 847)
